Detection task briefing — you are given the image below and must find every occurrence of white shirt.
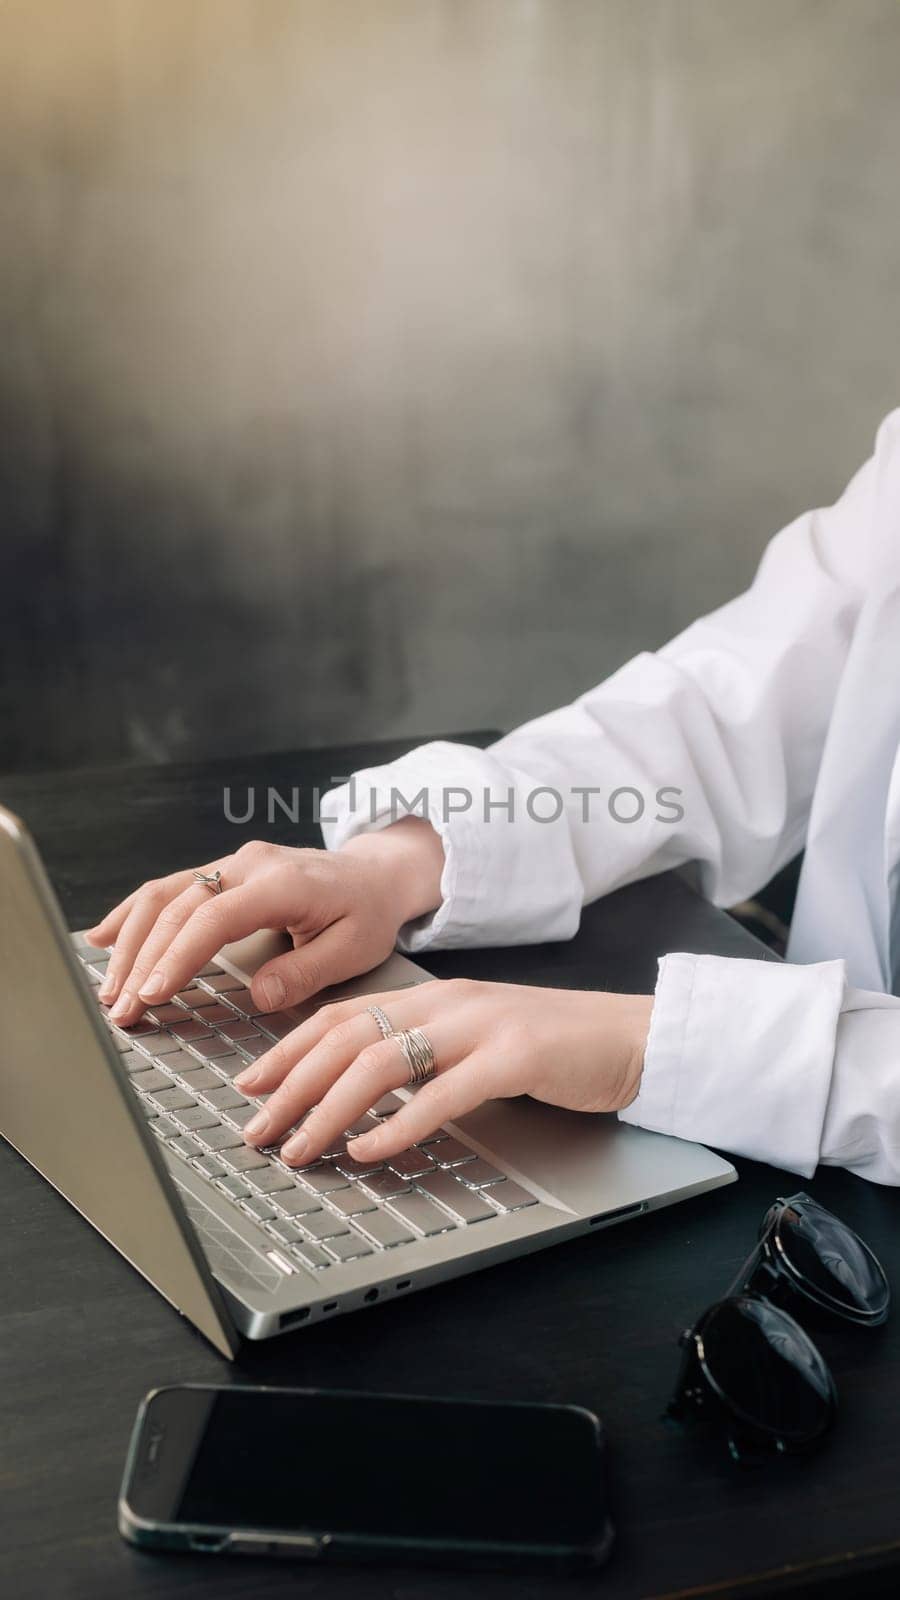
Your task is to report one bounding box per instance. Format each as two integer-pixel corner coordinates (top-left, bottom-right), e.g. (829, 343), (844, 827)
(322, 409), (900, 1185)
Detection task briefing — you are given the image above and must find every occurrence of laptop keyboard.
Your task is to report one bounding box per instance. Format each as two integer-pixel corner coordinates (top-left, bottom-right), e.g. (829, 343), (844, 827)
(73, 942), (538, 1274)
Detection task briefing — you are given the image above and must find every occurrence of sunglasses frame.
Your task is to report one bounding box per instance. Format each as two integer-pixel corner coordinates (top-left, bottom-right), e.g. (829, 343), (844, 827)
(667, 1193), (889, 1464)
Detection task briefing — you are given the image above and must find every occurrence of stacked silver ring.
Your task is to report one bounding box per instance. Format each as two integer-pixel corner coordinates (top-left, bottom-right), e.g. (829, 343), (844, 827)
(394, 1025), (437, 1086)
(366, 1004), (394, 1040)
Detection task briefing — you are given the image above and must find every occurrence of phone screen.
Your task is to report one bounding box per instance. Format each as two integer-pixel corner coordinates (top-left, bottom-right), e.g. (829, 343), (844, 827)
(126, 1385), (608, 1553)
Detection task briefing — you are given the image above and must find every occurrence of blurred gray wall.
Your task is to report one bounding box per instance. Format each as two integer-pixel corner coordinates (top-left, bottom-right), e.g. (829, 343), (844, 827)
(1, 0), (898, 771)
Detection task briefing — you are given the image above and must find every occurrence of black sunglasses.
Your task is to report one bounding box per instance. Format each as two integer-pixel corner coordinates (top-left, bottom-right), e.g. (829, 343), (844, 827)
(667, 1193), (890, 1463)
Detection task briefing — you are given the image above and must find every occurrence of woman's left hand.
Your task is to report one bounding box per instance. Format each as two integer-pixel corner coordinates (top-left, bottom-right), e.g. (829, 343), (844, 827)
(235, 979), (653, 1168)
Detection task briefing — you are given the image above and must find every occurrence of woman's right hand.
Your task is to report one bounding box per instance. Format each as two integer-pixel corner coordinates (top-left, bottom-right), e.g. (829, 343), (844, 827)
(86, 818), (445, 1028)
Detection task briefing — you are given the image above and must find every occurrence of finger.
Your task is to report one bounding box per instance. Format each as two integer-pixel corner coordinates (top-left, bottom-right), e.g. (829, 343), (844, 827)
(234, 984), (440, 1095)
(347, 1052), (495, 1163)
(108, 877), (230, 1021)
(253, 1019), (462, 1164)
(86, 887), (141, 949)
(249, 925), (379, 1013)
(233, 1005), (381, 1100)
(99, 874), (194, 1006)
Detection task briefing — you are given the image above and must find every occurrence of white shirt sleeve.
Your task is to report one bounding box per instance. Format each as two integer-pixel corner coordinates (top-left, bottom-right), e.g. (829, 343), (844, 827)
(620, 953), (900, 1185)
(321, 412), (897, 952)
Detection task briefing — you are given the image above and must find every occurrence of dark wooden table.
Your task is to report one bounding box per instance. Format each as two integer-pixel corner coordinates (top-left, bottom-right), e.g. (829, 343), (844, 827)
(3, 739), (900, 1600)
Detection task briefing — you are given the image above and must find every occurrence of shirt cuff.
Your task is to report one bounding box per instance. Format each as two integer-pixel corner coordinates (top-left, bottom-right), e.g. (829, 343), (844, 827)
(318, 740), (583, 953)
(619, 951), (848, 1176)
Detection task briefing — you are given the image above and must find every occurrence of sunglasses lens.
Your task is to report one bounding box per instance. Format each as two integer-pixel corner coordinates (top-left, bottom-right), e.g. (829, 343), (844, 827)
(701, 1297), (834, 1443)
(778, 1199), (890, 1320)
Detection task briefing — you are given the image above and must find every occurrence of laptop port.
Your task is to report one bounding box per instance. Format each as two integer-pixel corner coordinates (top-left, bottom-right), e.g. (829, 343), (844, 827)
(278, 1306), (310, 1328)
(395, 1279), (411, 1291)
(364, 1288), (378, 1303)
(322, 1300), (338, 1313)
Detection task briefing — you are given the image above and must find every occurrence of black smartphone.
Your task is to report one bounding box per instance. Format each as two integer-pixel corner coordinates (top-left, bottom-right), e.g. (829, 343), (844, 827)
(119, 1383), (613, 1573)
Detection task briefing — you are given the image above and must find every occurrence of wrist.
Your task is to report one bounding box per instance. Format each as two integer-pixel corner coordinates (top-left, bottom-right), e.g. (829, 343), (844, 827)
(340, 817), (445, 930)
(617, 994), (654, 1110)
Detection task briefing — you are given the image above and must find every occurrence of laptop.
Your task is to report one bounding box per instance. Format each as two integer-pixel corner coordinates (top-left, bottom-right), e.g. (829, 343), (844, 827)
(0, 805), (735, 1358)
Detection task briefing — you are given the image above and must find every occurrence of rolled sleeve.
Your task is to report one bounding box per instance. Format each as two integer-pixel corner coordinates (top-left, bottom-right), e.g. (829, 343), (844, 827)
(319, 740), (584, 952)
(619, 952), (848, 1176)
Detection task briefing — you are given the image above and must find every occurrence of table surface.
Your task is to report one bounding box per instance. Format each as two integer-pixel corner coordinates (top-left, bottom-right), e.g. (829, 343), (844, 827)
(3, 738), (900, 1600)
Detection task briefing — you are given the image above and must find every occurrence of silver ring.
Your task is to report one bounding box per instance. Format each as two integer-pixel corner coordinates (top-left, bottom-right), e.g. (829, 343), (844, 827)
(395, 1025), (437, 1086)
(193, 868), (224, 896)
(366, 1004), (394, 1040)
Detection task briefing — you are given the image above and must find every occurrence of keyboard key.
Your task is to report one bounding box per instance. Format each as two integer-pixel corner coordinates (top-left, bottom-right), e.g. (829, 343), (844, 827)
(323, 1232), (374, 1262)
(131, 1068), (173, 1093)
(327, 1189), (377, 1217)
(143, 1034), (186, 1057)
(169, 1134), (203, 1159)
(146, 1003), (187, 1024)
(216, 1175), (251, 1199)
(359, 1171), (413, 1201)
(222, 1103), (258, 1129)
(456, 1158), (506, 1188)
(218, 1019), (260, 1041)
(266, 1218), (306, 1246)
(245, 1167), (295, 1194)
(290, 1242), (331, 1271)
(164, 1049), (206, 1076)
(387, 1148), (437, 1179)
(370, 1093), (404, 1118)
(171, 1106), (220, 1132)
(234, 1035), (270, 1060)
(417, 1171), (496, 1223)
(211, 1054), (249, 1079)
(332, 1155), (385, 1179)
(201, 1084), (248, 1110)
(196, 1124), (245, 1151)
(187, 1036), (239, 1061)
(148, 1115), (177, 1139)
(120, 1050), (154, 1074)
(299, 1166), (350, 1195)
(344, 1114), (381, 1139)
(193, 1155), (226, 1179)
(148, 1087), (196, 1111)
(301, 1211), (350, 1241)
(254, 1012), (297, 1039)
(487, 1180), (539, 1212)
(194, 1002), (235, 1024)
(426, 1137), (475, 1167)
(118, 1019), (161, 1039)
(219, 1145), (270, 1172)
(169, 1020), (213, 1042)
(272, 1188), (323, 1217)
(175, 987), (217, 1008)
(241, 1197), (277, 1223)
(196, 962), (224, 977)
(221, 987), (260, 1015)
(353, 1210), (416, 1249)
(176, 1067), (222, 1091)
(387, 1193), (457, 1236)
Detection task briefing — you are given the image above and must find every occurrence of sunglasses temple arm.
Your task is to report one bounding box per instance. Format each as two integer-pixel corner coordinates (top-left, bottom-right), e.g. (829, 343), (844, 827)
(723, 1239), (767, 1300)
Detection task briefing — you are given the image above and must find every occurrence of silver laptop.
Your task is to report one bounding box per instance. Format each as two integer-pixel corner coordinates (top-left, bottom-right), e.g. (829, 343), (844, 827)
(0, 805), (735, 1358)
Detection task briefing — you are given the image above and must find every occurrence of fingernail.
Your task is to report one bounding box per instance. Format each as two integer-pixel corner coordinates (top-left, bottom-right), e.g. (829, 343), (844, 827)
(138, 969), (167, 1000)
(347, 1135), (373, 1157)
(243, 1108), (269, 1141)
(281, 1131), (308, 1163)
(110, 991), (134, 1021)
(234, 1066), (260, 1089)
(261, 975), (286, 1009)
(97, 975), (117, 1002)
